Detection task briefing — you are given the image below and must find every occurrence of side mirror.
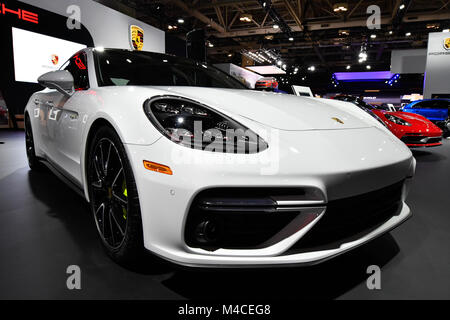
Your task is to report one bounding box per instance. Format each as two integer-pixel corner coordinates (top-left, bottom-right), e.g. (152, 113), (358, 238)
(38, 70), (74, 97)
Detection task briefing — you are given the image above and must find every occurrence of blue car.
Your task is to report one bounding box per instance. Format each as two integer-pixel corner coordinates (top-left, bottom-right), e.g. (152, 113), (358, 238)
(402, 99), (450, 133)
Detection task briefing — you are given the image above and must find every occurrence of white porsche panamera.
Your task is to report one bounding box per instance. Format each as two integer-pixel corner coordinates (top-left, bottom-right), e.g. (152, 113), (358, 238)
(24, 48), (415, 267)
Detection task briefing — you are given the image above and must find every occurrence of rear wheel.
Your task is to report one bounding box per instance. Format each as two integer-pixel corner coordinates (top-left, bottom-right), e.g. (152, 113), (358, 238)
(87, 126), (145, 264)
(24, 114), (43, 171)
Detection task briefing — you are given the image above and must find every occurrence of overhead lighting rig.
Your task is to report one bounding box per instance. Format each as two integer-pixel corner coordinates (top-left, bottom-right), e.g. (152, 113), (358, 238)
(257, 0), (293, 39)
(241, 49), (281, 65)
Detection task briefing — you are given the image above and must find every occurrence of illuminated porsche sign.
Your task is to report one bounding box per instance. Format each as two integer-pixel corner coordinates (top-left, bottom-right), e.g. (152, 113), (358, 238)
(0, 2), (39, 24)
(444, 38), (450, 51)
(130, 25), (144, 51)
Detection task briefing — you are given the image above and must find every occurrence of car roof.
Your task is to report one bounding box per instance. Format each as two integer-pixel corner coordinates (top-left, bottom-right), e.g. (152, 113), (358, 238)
(408, 98), (450, 104)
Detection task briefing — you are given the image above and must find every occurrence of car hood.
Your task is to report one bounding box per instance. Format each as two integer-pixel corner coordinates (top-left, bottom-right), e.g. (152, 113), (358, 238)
(153, 87), (374, 131)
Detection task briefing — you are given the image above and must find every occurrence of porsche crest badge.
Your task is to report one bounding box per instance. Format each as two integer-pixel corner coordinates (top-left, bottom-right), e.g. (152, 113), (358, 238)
(130, 25), (144, 51)
(444, 38), (450, 51)
(332, 117), (344, 124)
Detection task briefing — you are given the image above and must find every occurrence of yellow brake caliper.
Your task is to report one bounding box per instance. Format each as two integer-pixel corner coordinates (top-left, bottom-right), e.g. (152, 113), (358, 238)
(122, 179), (128, 220)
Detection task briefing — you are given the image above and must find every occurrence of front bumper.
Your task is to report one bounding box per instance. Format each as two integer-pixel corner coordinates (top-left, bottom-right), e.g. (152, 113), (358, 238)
(125, 127), (414, 267)
(152, 203), (411, 268)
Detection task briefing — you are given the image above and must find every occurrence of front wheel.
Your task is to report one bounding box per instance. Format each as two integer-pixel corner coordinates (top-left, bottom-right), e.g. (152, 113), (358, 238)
(87, 126), (146, 264)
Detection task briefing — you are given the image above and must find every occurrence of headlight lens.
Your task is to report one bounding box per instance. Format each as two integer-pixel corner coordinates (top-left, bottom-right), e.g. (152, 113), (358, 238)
(385, 114), (412, 126)
(144, 96), (268, 154)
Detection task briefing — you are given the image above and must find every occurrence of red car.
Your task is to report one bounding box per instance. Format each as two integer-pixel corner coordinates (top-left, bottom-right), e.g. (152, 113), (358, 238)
(255, 77), (278, 90)
(334, 95), (443, 148)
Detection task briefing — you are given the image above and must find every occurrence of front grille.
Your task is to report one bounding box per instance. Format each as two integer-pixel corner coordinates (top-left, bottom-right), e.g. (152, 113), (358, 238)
(401, 135), (442, 145)
(288, 181), (404, 254)
(184, 188), (317, 251)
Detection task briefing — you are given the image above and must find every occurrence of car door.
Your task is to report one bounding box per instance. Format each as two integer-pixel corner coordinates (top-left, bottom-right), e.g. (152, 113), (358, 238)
(434, 100), (449, 121)
(412, 101), (434, 119)
(46, 52), (90, 183)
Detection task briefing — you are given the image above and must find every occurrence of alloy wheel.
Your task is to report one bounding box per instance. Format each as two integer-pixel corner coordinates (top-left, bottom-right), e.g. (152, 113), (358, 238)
(90, 138), (129, 249)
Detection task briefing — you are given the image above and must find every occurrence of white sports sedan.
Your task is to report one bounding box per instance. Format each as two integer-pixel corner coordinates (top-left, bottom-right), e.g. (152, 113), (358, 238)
(24, 48), (415, 267)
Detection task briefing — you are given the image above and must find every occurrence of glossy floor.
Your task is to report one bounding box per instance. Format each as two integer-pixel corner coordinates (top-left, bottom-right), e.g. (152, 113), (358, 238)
(0, 130), (449, 299)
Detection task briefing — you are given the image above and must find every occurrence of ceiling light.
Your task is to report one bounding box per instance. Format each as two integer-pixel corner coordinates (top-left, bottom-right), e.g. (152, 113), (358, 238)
(426, 23), (439, 29)
(399, 4), (405, 10)
(264, 34), (274, 40)
(346, 65), (351, 70)
(339, 30), (350, 36)
(177, 18), (184, 24)
(168, 25), (173, 30)
(208, 42), (214, 47)
(308, 66), (315, 71)
(289, 37), (294, 41)
(366, 65), (371, 70)
(370, 34), (376, 39)
(388, 31), (393, 35)
(333, 3), (348, 12)
(405, 32), (411, 36)
(273, 24), (279, 29)
(240, 13), (252, 22)
(277, 60), (282, 66)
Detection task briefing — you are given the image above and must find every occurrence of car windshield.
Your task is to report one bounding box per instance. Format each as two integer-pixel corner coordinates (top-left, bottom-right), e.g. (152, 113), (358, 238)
(94, 49), (247, 89)
(334, 96), (375, 110)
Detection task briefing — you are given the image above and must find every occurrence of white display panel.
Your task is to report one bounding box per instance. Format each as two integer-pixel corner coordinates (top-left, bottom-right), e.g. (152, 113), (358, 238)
(12, 27), (87, 83)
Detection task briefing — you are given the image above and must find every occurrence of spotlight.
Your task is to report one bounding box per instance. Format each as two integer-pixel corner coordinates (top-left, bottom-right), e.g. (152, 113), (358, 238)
(366, 65), (371, 70)
(333, 3), (348, 12)
(177, 18), (184, 24)
(399, 4), (405, 10)
(370, 34), (376, 39)
(405, 32), (411, 36)
(240, 14), (252, 22)
(277, 60), (282, 66)
(388, 31), (393, 35)
(273, 24), (279, 29)
(346, 65), (351, 70)
(289, 37), (294, 41)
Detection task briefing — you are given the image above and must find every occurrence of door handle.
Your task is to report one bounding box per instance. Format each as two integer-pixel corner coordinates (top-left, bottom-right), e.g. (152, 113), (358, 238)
(45, 101), (55, 108)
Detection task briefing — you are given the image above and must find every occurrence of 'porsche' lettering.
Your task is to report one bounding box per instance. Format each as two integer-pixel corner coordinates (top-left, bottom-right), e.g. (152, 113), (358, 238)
(0, 2), (39, 24)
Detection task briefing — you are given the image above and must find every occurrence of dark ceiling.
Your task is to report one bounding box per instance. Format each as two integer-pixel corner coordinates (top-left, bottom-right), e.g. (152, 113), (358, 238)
(94, 0), (449, 94)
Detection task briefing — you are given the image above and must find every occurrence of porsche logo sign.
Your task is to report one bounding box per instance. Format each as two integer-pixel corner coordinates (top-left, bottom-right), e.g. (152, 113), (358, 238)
(130, 25), (144, 51)
(444, 38), (450, 51)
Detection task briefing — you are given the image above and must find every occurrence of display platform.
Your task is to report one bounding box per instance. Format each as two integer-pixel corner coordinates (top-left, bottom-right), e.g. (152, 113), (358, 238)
(0, 130), (449, 299)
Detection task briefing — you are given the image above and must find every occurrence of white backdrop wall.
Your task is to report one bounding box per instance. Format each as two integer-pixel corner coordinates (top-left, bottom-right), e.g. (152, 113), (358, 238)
(424, 32), (450, 98)
(22, 0), (165, 53)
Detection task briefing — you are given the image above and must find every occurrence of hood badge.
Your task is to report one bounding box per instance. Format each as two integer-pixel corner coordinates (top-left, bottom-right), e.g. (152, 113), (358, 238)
(332, 117), (344, 124)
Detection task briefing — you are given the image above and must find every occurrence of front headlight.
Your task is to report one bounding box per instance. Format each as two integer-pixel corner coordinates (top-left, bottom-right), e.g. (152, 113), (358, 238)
(143, 96), (268, 154)
(385, 114), (412, 126)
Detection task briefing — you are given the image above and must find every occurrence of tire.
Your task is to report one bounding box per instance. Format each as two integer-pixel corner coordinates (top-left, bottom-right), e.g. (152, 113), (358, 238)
(24, 114), (44, 171)
(87, 126), (146, 265)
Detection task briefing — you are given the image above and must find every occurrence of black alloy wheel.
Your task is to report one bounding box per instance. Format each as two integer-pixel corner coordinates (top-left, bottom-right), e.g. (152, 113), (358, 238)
(87, 126), (145, 264)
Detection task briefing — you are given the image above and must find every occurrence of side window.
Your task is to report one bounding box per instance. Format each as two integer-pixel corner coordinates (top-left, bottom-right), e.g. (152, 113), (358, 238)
(412, 102), (422, 109)
(64, 52), (89, 91)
